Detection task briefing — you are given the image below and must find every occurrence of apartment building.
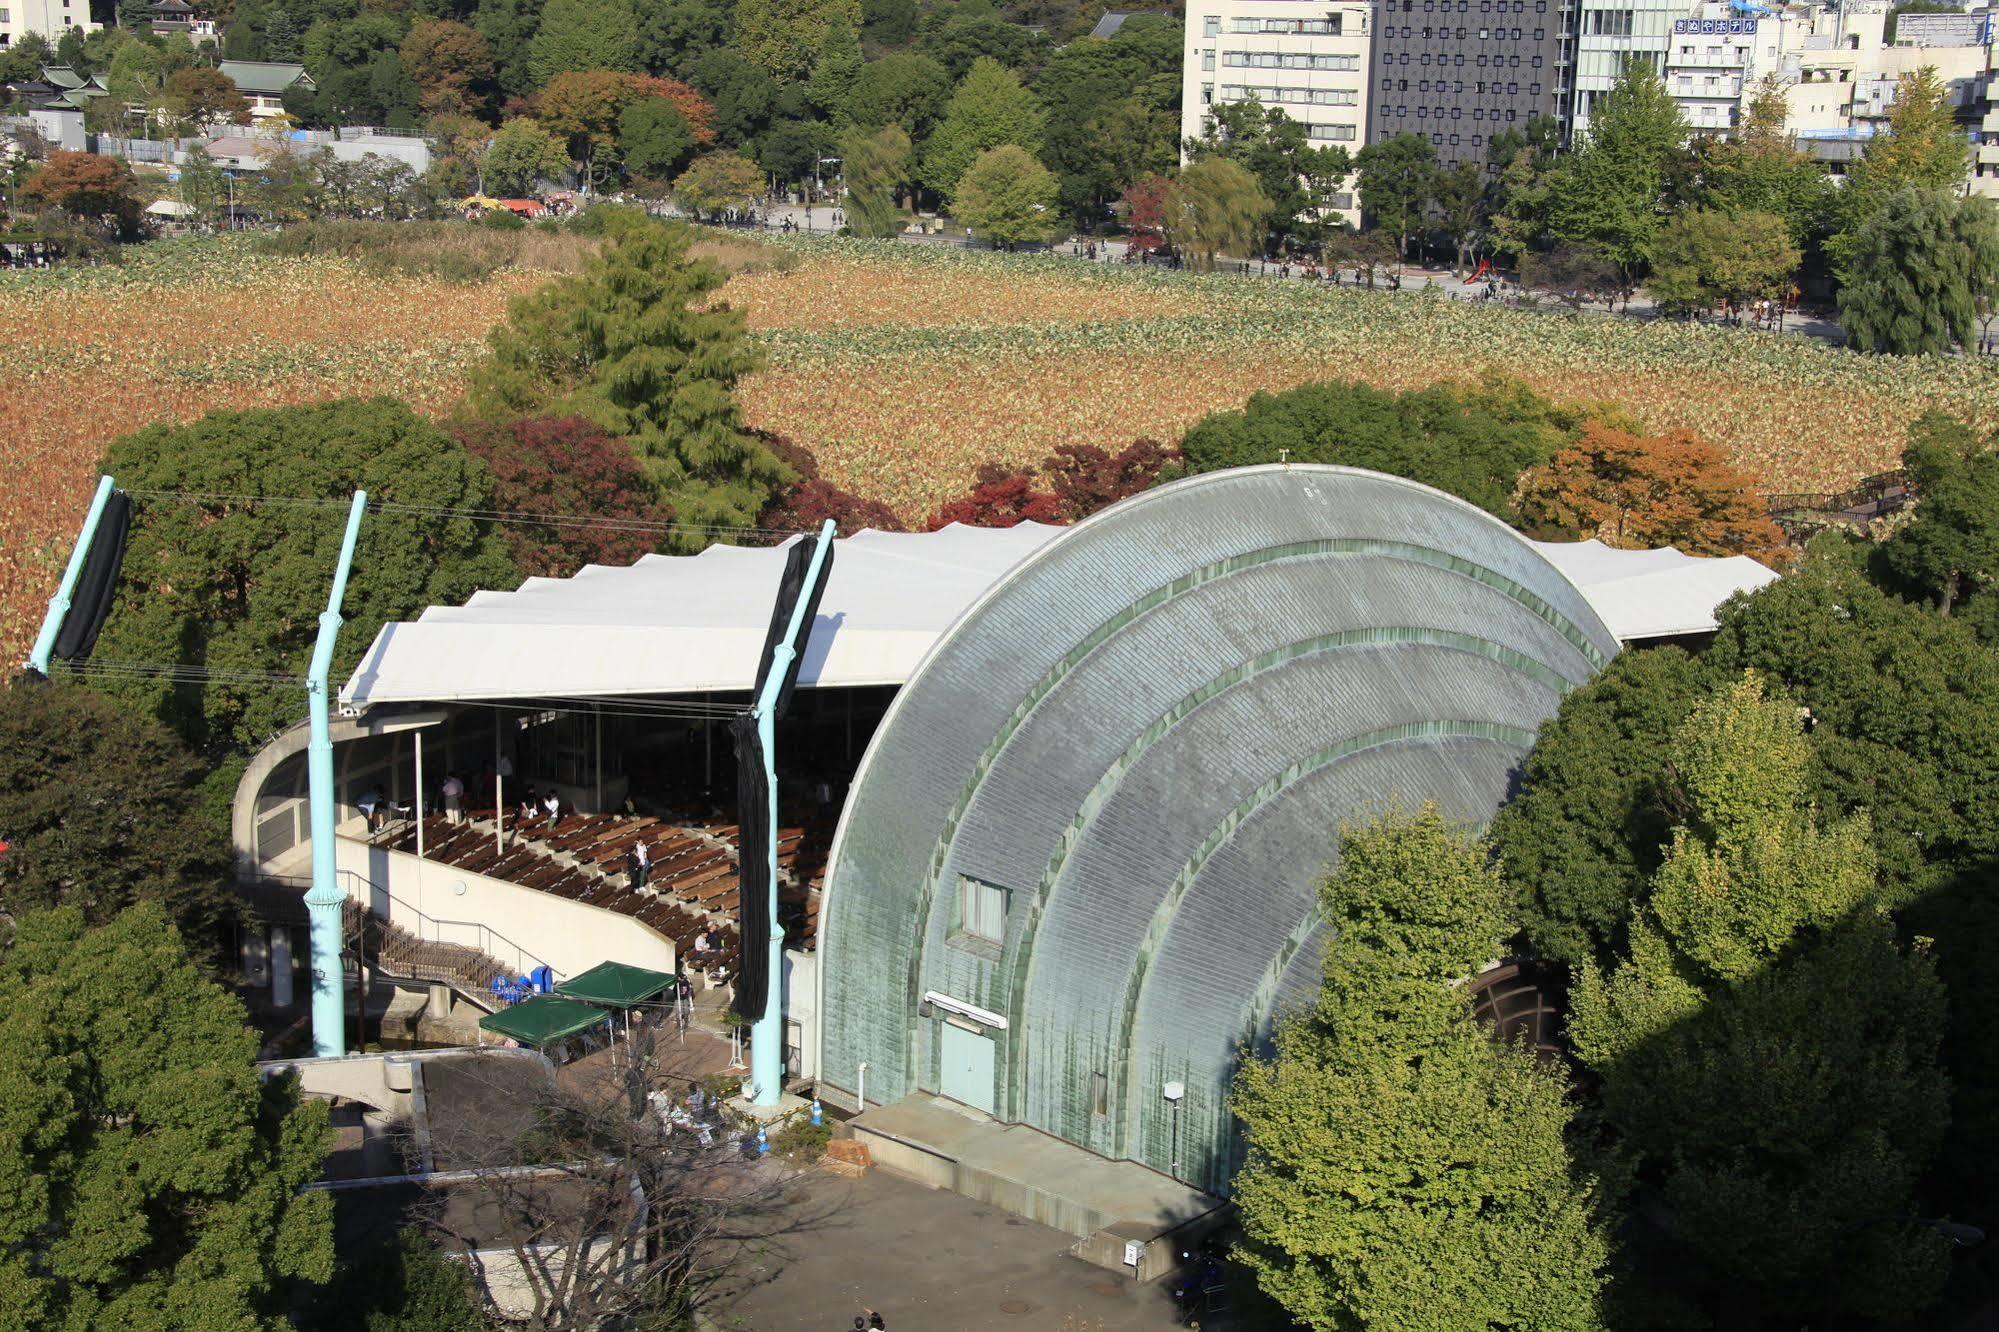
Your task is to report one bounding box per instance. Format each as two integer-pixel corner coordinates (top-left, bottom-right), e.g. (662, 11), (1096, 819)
(1569, 0), (1686, 136)
(1369, 0), (1572, 171)
(1180, 0), (1375, 224)
(0, 0), (97, 50)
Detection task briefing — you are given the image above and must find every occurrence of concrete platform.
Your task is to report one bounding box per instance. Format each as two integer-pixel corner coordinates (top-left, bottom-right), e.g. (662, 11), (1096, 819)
(849, 1095), (1227, 1279)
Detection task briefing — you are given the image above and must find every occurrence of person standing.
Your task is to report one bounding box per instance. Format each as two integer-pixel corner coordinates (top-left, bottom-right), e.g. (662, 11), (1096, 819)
(442, 772), (465, 825)
(631, 839), (651, 891)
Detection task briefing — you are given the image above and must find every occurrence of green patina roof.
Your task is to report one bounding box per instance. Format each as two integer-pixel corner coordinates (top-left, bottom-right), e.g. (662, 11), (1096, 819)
(217, 60), (314, 94)
(478, 995), (608, 1046)
(555, 961), (675, 1009)
(40, 65), (85, 89)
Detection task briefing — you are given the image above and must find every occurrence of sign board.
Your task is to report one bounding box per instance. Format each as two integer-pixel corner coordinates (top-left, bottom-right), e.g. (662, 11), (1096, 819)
(1673, 17), (1758, 32)
(1124, 1240), (1145, 1267)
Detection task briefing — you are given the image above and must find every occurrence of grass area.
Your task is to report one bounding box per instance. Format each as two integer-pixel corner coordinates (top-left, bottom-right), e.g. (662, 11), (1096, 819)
(3, 224), (1994, 667)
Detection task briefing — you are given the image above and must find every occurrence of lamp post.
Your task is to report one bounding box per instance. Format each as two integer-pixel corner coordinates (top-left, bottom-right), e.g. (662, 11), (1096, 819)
(1163, 1080), (1185, 1180)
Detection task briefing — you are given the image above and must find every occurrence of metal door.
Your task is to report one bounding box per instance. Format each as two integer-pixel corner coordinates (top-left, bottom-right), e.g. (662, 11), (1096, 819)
(938, 1021), (995, 1114)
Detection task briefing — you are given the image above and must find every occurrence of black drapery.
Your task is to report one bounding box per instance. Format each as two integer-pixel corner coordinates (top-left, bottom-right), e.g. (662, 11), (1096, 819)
(52, 490), (131, 662)
(734, 531), (835, 1019)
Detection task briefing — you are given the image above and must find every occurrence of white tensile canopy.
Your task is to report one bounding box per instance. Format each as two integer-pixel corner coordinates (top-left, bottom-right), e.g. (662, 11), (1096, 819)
(1531, 538), (1780, 642)
(340, 524), (1065, 706)
(339, 525), (1777, 708)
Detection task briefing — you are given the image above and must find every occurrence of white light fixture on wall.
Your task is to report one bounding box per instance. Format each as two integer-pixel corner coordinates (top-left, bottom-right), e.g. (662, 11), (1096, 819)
(1163, 1080), (1186, 1181)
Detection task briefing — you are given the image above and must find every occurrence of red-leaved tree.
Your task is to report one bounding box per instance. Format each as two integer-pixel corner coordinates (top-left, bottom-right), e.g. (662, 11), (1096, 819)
(926, 465), (1062, 530)
(1118, 174), (1173, 256)
(1043, 439), (1180, 522)
(752, 429), (905, 534)
(455, 416), (673, 576)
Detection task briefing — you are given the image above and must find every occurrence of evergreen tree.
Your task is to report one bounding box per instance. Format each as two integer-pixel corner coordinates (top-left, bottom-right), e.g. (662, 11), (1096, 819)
(734, 0), (861, 82)
(1354, 131), (1436, 258)
(1692, 76), (1831, 250)
(1881, 412), (1999, 619)
(921, 55), (1043, 202)
(464, 215), (785, 537)
(804, 14), (861, 127)
(528, 0), (640, 87)
(1233, 806), (1611, 1332)
(1645, 207), (1799, 314)
(1838, 188), (1999, 355)
(952, 143), (1057, 247)
(1570, 674), (1951, 1323)
(0, 906), (334, 1328)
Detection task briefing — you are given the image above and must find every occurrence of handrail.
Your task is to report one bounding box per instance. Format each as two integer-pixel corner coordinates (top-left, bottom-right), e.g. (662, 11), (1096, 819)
(243, 869), (556, 980)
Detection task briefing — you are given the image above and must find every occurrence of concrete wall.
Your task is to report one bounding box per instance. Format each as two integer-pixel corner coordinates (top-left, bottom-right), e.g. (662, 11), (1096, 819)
(334, 837), (675, 983)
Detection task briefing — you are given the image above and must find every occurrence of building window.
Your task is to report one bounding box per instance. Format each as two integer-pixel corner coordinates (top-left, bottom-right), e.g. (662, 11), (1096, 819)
(959, 877), (1008, 943)
(1203, 15), (1219, 36)
(1231, 17), (1257, 32)
(1587, 8), (1633, 35)
(1201, 50), (1215, 70)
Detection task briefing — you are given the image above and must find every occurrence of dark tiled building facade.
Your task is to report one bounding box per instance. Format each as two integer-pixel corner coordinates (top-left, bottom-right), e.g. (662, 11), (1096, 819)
(1370, 0), (1575, 170)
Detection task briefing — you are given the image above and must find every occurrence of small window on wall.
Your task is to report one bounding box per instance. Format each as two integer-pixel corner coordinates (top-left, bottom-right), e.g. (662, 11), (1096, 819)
(959, 877), (1008, 944)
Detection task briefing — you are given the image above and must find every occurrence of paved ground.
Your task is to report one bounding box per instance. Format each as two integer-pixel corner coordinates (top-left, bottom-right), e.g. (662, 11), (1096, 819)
(708, 1167), (1281, 1331)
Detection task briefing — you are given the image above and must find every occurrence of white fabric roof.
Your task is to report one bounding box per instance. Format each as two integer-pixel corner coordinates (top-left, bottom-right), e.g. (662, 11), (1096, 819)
(339, 525), (1778, 707)
(1529, 538), (1779, 641)
(341, 524), (1064, 706)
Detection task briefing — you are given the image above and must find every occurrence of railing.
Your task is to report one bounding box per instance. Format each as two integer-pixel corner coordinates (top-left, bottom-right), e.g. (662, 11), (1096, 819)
(244, 870), (554, 980)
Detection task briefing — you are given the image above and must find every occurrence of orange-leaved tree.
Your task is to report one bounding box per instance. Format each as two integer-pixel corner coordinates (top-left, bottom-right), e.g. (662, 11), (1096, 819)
(1516, 422), (1787, 565)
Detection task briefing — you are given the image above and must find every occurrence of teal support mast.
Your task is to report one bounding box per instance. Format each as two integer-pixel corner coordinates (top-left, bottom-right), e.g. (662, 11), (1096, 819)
(749, 519), (838, 1105)
(306, 491), (369, 1060)
(26, 475), (116, 675)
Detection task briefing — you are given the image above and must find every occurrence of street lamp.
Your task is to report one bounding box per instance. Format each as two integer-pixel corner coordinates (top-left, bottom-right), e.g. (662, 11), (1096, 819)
(1163, 1080), (1185, 1180)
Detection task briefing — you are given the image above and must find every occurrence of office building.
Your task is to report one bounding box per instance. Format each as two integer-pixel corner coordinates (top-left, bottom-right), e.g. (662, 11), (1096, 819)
(1370, 0), (1573, 171)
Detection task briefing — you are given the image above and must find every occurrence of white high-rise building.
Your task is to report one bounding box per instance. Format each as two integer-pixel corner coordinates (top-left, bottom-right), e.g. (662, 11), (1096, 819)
(0, 0), (98, 52)
(1181, 0), (1375, 226)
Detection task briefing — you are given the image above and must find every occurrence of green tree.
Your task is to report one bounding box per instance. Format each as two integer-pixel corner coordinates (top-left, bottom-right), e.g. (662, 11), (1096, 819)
(619, 95), (698, 183)
(92, 401), (517, 756)
(1160, 153), (1268, 270)
(1430, 158), (1487, 274)
(483, 116), (570, 193)
(1177, 376), (1593, 519)
(1881, 412), (1999, 618)
(1033, 16), (1180, 229)
(1569, 673), (1951, 1323)
(1233, 806), (1611, 1331)
(734, 0), (861, 81)
(672, 148), (762, 216)
(921, 55), (1043, 202)
(1646, 207), (1800, 313)
(464, 214), (784, 535)
(845, 52), (952, 149)
(839, 121), (910, 237)
(1354, 131), (1436, 259)
(1195, 101), (1347, 255)
(804, 13), (861, 125)
(1691, 77), (1831, 251)
(951, 143), (1056, 246)
(474, 0), (543, 97)
(1838, 188), (1999, 355)
(633, 0), (734, 79)
(0, 680), (231, 935)
(305, 1226), (490, 1332)
(1492, 645), (1718, 968)
(527, 0), (639, 86)
(401, 20), (495, 120)
(0, 905), (334, 1328)
(1545, 59), (1686, 288)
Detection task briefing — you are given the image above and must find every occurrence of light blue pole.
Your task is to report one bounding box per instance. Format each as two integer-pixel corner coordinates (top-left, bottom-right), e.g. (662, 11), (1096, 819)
(305, 491), (369, 1059)
(26, 475), (116, 675)
(749, 519), (838, 1105)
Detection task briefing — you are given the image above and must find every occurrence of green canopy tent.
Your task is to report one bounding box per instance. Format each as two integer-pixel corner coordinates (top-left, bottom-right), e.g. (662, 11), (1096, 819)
(479, 994), (609, 1049)
(556, 961), (675, 1009)
(556, 961), (679, 1070)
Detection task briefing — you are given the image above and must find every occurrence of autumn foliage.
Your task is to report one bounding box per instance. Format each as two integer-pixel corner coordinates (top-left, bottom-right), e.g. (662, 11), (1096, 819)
(753, 429), (904, 533)
(1118, 174), (1172, 256)
(454, 415), (673, 576)
(927, 464), (1061, 529)
(1044, 438), (1179, 522)
(1516, 423), (1788, 564)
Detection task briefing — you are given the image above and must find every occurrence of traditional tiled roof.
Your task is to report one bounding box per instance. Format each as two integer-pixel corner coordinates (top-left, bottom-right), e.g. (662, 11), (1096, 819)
(217, 60), (315, 95)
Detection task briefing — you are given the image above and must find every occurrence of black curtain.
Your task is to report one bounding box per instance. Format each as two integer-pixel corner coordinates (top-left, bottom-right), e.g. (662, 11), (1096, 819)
(735, 531), (835, 1019)
(52, 491), (131, 662)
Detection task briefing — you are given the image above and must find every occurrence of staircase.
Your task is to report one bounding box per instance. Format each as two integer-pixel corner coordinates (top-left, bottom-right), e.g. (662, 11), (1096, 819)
(342, 900), (508, 1005)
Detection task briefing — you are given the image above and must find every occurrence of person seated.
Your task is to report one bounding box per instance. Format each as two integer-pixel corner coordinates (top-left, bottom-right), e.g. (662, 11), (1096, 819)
(691, 930), (714, 966)
(517, 791), (538, 823)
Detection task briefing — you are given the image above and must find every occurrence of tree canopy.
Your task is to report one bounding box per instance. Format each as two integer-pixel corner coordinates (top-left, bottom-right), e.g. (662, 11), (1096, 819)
(464, 213), (784, 536)
(921, 55), (1042, 201)
(1544, 60), (1684, 284)
(1233, 805), (1611, 1331)
(454, 415), (675, 577)
(1161, 154), (1268, 270)
(1568, 674), (1951, 1323)
(0, 679), (231, 936)
(1881, 412), (1999, 621)
(1177, 377), (1594, 520)
(0, 905), (334, 1328)
(951, 143), (1057, 246)
(94, 399), (517, 756)
(1837, 188), (1999, 355)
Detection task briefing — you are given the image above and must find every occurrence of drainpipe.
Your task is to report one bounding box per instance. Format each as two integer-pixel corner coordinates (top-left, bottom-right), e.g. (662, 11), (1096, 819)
(26, 474), (116, 675)
(748, 519), (838, 1106)
(305, 491), (368, 1059)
